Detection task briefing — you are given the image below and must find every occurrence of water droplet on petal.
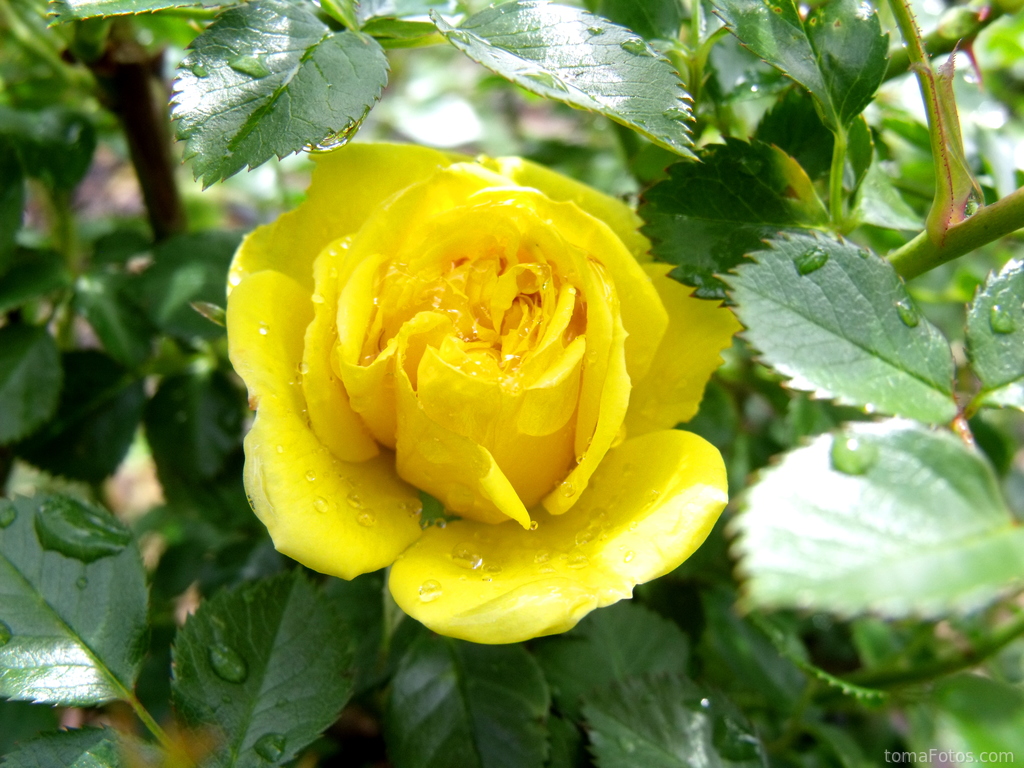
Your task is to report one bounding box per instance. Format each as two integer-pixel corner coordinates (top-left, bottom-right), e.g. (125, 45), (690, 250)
(535, 550), (551, 564)
(419, 580), (443, 602)
(305, 470), (316, 482)
(529, 520), (539, 531)
(989, 304), (1015, 334)
(299, 362), (310, 375)
(34, 497), (131, 563)
(209, 642), (248, 683)
(624, 550), (635, 563)
(258, 323), (269, 336)
(76, 576), (88, 589)
(0, 499), (15, 528)
(276, 445), (284, 454)
(567, 552), (589, 569)
(0, 620), (11, 646)
(795, 246), (829, 275)
(357, 510), (376, 527)
(575, 529), (595, 546)
(254, 733), (286, 762)
(559, 480), (575, 497)
(619, 37), (648, 55)
(313, 496), (329, 513)
(830, 435), (879, 476)
(346, 491), (363, 509)
(452, 542), (483, 570)
(895, 297), (919, 327)
(311, 293), (325, 304)
(228, 54), (271, 79)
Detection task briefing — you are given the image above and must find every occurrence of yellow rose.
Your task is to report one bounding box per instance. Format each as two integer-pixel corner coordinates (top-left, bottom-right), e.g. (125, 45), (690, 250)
(226, 143), (739, 644)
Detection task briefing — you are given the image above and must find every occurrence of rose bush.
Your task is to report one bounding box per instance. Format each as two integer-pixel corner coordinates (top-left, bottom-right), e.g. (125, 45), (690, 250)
(226, 143), (739, 643)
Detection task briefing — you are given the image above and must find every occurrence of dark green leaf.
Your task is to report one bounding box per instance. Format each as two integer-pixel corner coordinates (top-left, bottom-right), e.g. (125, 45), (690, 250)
(173, 0), (388, 185)
(0, 138), (24, 275)
(145, 370), (243, 484)
(49, 0), (201, 22)
(0, 325), (62, 446)
(0, 495), (148, 706)
(582, 674), (764, 768)
(734, 420), (1024, 617)
(171, 571), (355, 768)
(712, 0), (887, 129)
(754, 87), (834, 180)
(533, 601), (689, 720)
(966, 259), (1024, 409)
(589, 0), (684, 41)
(0, 108), (96, 191)
(386, 633), (550, 768)
(852, 161), (924, 231)
(546, 716), (585, 768)
(137, 231), (239, 340)
(17, 352), (144, 483)
(727, 233), (957, 423)
(0, 700), (60, 755)
(73, 272), (153, 369)
(433, 1), (694, 157)
(0, 250), (72, 315)
(641, 139), (828, 299)
(323, 572), (384, 696)
(0, 728), (129, 768)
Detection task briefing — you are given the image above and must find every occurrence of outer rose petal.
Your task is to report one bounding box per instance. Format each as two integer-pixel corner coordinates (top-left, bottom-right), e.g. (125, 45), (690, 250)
(388, 429), (727, 644)
(624, 263), (742, 436)
(228, 270), (422, 578)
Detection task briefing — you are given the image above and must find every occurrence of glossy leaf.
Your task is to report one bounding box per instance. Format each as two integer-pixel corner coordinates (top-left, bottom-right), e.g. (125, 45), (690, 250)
(966, 259), (1024, 409)
(734, 420), (1024, 617)
(582, 674), (765, 768)
(712, 0), (887, 129)
(588, 0), (684, 41)
(533, 601), (689, 720)
(753, 87), (833, 181)
(0, 495), (148, 706)
(641, 139), (828, 299)
(48, 0), (202, 21)
(386, 633), (550, 768)
(727, 233), (957, 424)
(17, 352), (145, 483)
(73, 271), (153, 369)
(0, 325), (62, 446)
(173, 0), (388, 186)
(357, 0), (457, 22)
(433, 0), (694, 157)
(171, 571), (355, 768)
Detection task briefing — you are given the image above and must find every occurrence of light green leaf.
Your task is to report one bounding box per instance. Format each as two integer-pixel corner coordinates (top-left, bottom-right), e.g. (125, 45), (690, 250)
(171, 571), (355, 768)
(641, 139), (828, 300)
(173, 0), (388, 186)
(582, 674), (765, 768)
(712, 0), (887, 129)
(966, 259), (1024, 409)
(733, 420), (1024, 617)
(0, 495), (148, 706)
(386, 633), (550, 768)
(727, 233), (957, 424)
(533, 601), (689, 720)
(852, 161), (924, 231)
(48, 0), (202, 22)
(432, 0), (694, 157)
(932, 674), (1024, 755)
(0, 325), (61, 446)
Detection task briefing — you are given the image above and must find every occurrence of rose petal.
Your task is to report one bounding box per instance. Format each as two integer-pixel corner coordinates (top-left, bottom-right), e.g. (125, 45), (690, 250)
(388, 429), (727, 644)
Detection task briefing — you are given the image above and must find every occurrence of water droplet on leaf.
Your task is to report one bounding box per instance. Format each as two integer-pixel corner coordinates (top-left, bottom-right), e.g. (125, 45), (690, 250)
(522, 70), (568, 93)
(228, 55), (271, 79)
(830, 435), (878, 476)
(191, 63), (209, 78)
(895, 297), (919, 327)
(254, 733), (286, 762)
(0, 499), (15, 528)
(989, 304), (1015, 334)
(619, 38), (648, 55)
(34, 497), (131, 563)
(76, 576), (88, 589)
(209, 642), (248, 683)
(795, 246), (829, 275)
(587, 25), (605, 35)
(448, 30), (471, 45)
(419, 580), (443, 602)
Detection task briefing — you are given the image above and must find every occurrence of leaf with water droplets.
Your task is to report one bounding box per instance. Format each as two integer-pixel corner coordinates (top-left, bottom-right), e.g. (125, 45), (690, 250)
(173, 0), (388, 186)
(48, 0), (203, 22)
(172, 570), (355, 768)
(385, 632), (551, 768)
(641, 139), (828, 300)
(726, 233), (957, 424)
(0, 494), (148, 706)
(712, 0), (888, 130)
(432, 0), (694, 158)
(966, 259), (1024, 410)
(734, 419), (1024, 617)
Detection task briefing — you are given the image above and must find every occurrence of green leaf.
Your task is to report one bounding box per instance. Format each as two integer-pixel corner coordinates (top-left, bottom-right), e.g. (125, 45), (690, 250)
(966, 259), (1024, 409)
(0, 250), (72, 315)
(0, 325), (62, 446)
(754, 88), (834, 180)
(0, 700), (60, 755)
(0, 495), (148, 706)
(733, 419), (1024, 617)
(173, 0), (388, 186)
(932, 674), (1024, 755)
(0, 138), (24, 275)
(582, 674), (764, 768)
(48, 0), (201, 22)
(145, 370), (243, 484)
(357, 0), (457, 23)
(432, 0), (694, 158)
(323, 572), (385, 696)
(17, 352), (145, 483)
(137, 231), (239, 341)
(171, 571), (355, 768)
(727, 233), (957, 423)
(0, 108), (96, 191)
(546, 716), (585, 768)
(533, 601), (689, 720)
(73, 272), (153, 369)
(641, 139), (828, 300)
(711, 0), (888, 129)
(386, 633), (550, 768)
(0, 728), (131, 768)
(589, 0), (684, 41)
(852, 161), (924, 231)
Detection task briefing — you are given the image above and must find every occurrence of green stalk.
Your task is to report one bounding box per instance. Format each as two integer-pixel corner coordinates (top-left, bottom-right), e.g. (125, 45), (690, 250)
(125, 692), (179, 754)
(889, 184), (1024, 278)
(829, 126), (848, 229)
(883, 4), (1005, 82)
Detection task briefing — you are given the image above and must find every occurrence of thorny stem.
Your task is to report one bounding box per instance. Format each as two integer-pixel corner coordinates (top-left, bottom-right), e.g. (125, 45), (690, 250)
(883, 4), (1006, 82)
(888, 184), (1024, 278)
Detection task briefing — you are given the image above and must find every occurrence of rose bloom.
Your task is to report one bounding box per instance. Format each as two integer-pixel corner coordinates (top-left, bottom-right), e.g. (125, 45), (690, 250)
(227, 143), (739, 643)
